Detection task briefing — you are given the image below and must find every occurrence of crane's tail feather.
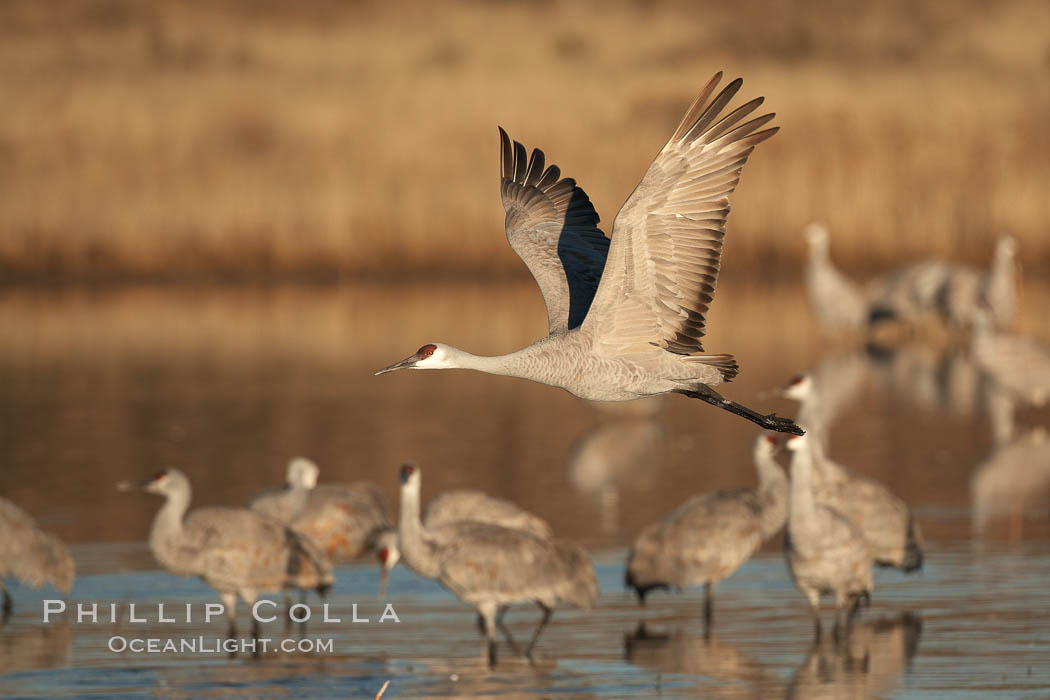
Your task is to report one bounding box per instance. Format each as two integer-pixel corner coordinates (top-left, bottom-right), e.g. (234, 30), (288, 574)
(685, 354), (739, 382)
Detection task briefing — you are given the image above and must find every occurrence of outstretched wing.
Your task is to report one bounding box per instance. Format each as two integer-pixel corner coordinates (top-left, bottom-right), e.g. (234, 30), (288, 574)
(583, 73), (777, 354)
(499, 127), (610, 334)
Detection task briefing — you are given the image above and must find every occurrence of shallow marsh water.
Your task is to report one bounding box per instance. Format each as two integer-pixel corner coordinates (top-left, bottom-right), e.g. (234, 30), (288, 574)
(2, 279), (1050, 698)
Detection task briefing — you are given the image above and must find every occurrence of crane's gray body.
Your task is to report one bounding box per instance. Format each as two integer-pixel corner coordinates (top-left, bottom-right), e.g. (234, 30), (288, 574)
(422, 490), (551, 538)
(134, 469), (332, 627)
(293, 482), (391, 562)
(785, 436), (873, 633)
(626, 435), (787, 602)
(398, 466), (596, 664)
(0, 497), (74, 613)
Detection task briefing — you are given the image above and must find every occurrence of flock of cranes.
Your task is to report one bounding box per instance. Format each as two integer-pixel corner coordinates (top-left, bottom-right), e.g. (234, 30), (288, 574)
(2, 69), (1046, 676)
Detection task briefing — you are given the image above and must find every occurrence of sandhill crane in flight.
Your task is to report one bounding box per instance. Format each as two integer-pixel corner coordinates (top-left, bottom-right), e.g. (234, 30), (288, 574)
(397, 464), (597, 667)
(0, 497), (75, 620)
(119, 469), (333, 642)
(625, 434), (788, 627)
(373, 485), (552, 598)
(377, 73), (802, 436)
(784, 433), (874, 641)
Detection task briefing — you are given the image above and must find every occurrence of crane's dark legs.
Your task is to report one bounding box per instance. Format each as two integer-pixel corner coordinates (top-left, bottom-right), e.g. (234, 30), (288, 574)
(1, 584), (11, 623)
(495, 607), (522, 655)
(676, 386), (804, 435)
(524, 603), (553, 663)
(703, 582), (714, 638)
(478, 602), (499, 668)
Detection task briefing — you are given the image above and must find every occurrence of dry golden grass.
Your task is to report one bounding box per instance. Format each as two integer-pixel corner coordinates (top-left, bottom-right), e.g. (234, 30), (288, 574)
(1, 0), (1048, 281)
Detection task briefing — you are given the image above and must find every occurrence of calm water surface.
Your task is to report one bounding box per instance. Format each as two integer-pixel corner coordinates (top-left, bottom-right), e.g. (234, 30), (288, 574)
(2, 280), (1050, 698)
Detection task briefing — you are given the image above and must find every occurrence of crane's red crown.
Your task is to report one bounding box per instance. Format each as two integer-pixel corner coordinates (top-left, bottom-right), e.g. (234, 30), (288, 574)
(418, 344), (437, 358)
(399, 463), (417, 483)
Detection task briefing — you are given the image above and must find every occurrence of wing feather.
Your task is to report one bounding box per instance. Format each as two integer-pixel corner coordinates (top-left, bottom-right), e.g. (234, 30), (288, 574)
(499, 127), (610, 334)
(584, 73), (777, 355)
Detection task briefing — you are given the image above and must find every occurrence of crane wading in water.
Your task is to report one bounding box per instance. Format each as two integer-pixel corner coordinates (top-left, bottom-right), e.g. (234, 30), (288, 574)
(377, 73), (803, 436)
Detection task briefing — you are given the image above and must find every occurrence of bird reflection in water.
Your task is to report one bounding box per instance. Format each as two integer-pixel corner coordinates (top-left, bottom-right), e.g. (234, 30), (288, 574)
(787, 613), (922, 700)
(624, 622), (781, 698)
(0, 621), (71, 675)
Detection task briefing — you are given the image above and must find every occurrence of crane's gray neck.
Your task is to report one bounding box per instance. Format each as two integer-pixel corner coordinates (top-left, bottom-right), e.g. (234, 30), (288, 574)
(149, 484), (191, 565)
(398, 480), (440, 579)
(788, 446), (818, 529)
(753, 446), (789, 538)
(753, 446), (788, 494)
(441, 346), (532, 378)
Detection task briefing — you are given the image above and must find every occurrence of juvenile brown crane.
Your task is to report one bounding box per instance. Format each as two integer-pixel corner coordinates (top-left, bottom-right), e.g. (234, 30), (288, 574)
(377, 73), (802, 436)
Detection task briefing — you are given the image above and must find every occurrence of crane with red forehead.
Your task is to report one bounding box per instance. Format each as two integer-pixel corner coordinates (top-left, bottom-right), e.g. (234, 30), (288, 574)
(377, 73), (802, 436)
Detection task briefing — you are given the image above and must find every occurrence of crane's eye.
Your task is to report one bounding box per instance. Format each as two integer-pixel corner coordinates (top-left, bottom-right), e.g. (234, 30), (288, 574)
(788, 375), (804, 386)
(400, 463), (416, 480)
(418, 344), (436, 358)
(153, 470), (168, 481)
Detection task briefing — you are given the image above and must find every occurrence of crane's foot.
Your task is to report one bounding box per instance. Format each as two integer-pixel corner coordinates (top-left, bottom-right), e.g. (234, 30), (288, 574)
(1, 589), (12, 623)
(676, 387), (805, 436)
(487, 639), (498, 669)
(760, 413), (805, 436)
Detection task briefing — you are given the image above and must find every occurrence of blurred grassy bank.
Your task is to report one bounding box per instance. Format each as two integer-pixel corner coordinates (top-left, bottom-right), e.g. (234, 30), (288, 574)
(1, 0), (1048, 282)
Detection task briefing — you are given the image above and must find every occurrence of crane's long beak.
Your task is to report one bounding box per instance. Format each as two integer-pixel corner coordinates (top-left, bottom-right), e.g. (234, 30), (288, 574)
(375, 354), (418, 376)
(116, 478), (151, 492)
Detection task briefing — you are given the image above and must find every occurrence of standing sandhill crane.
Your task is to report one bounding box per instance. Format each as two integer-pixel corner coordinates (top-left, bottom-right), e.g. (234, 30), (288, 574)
(780, 372), (924, 572)
(397, 464), (597, 667)
(377, 73), (801, 436)
(249, 457), (319, 525)
(373, 486), (552, 598)
(0, 497), (75, 620)
(971, 311), (1050, 407)
(293, 479), (392, 564)
(802, 223), (870, 330)
(939, 236), (1018, 329)
(784, 433), (873, 641)
(983, 236), (1018, 330)
(625, 434), (788, 626)
(118, 470), (333, 640)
